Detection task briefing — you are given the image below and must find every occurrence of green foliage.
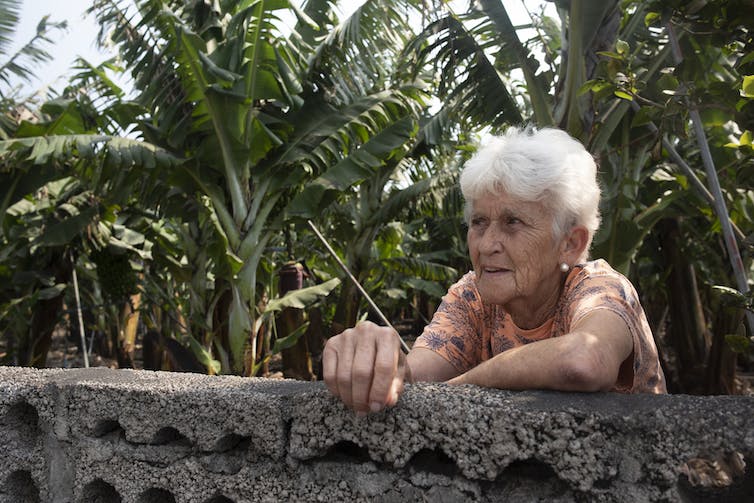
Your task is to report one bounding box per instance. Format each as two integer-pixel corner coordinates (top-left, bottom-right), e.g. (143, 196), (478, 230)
(714, 285), (754, 311)
(1, 0), (751, 391)
(65, 0), (438, 373)
(714, 286), (754, 356)
(264, 279), (341, 314)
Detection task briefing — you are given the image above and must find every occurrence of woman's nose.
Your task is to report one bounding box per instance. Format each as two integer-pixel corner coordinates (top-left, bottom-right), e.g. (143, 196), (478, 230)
(479, 227), (503, 254)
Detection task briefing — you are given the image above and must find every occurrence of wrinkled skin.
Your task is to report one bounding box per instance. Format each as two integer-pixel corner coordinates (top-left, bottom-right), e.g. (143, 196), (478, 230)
(467, 191), (566, 328)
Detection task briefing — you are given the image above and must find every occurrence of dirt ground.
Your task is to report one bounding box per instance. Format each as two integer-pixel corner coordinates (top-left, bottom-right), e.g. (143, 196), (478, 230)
(43, 325), (287, 377)
(45, 326), (119, 369)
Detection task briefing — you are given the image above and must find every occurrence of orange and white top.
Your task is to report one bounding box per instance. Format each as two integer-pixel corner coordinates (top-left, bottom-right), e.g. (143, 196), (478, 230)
(413, 259), (667, 393)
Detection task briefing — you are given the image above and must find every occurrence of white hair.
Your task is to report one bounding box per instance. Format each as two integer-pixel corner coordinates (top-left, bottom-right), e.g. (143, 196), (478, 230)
(460, 127), (601, 254)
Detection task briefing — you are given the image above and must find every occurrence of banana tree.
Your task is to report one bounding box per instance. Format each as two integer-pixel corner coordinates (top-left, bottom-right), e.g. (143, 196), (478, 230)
(0, 4), (174, 366)
(79, 0), (436, 373)
(0, 97), (181, 366)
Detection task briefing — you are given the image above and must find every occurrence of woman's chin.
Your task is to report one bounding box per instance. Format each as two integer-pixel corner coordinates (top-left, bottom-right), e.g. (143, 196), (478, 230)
(477, 286), (511, 306)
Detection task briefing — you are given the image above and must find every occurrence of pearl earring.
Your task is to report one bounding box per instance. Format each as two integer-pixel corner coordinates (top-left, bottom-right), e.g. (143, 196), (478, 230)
(560, 262), (569, 273)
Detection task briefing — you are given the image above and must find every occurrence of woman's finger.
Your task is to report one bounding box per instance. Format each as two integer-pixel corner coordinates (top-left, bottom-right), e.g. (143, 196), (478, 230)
(368, 332), (401, 411)
(335, 329), (356, 409)
(350, 333), (377, 415)
(322, 340), (340, 398)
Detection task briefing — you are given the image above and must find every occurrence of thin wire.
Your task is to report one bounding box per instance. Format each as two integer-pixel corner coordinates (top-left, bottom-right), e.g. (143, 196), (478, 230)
(70, 253), (90, 368)
(307, 220), (410, 354)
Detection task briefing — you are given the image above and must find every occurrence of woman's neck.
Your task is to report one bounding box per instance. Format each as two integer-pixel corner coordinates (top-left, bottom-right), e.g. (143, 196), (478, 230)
(506, 276), (566, 330)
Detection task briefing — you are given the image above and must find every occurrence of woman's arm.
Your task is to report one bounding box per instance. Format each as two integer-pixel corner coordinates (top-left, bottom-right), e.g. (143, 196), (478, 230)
(447, 309), (634, 392)
(408, 347), (459, 382)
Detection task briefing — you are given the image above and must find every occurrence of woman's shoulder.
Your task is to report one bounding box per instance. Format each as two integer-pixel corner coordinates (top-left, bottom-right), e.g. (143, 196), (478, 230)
(570, 259), (633, 286)
(565, 259), (639, 303)
(562, 259), (641, 318)
(575, 258), (622, 277)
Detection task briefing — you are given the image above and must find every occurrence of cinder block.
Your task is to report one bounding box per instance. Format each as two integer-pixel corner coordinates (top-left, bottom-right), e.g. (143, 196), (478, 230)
(0, 367), (752, 503)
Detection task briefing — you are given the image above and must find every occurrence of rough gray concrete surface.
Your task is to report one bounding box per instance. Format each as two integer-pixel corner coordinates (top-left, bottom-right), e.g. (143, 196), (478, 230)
(0, 367), (752, 502)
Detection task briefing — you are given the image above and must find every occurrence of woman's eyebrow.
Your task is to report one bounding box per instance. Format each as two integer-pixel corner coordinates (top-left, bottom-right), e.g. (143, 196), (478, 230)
(499, 208), (522, 219)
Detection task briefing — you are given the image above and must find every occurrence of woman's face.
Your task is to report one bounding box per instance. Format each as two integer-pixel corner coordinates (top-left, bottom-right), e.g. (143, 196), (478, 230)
(467, 191), (566, 328)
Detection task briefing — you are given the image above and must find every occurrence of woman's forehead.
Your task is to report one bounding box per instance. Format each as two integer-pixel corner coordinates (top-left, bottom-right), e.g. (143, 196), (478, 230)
(471, 192), (550, 217)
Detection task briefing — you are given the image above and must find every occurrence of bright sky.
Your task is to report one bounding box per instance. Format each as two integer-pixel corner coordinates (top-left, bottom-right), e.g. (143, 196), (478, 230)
(7, 0), (555, 96)
(7, 0), (108, 93)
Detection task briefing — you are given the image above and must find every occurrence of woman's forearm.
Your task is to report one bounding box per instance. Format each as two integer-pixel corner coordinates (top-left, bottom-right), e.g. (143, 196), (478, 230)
(406, 347), (461, 383)
(446, 331), (622, 392)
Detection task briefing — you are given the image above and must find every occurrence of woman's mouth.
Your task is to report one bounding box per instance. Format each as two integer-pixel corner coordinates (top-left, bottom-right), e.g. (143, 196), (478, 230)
(482, 267), (510, 275)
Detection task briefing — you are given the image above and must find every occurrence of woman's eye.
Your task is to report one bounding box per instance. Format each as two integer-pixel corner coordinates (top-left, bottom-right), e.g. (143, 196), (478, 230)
(507, 217), (521, 225)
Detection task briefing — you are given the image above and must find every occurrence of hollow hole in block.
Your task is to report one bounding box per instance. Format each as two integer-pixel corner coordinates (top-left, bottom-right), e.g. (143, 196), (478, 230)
(212, 433), (251, 454)
(80, 479), (121, 503)
(500, 458), (560, 481)
(320, 440), (372, 463)
(4, 469), (40, 503)
(150, 426), (190, 446)
(204, 495), (234, 503)
(407, 447), (459, 477)
(92, 419), (124, 439)
(200, 434), (252, 475)
(1, 400), (41, 444)
(678, 451), (753, 502)
(138, 488), (176, 503)
(483, 458), (571, 498)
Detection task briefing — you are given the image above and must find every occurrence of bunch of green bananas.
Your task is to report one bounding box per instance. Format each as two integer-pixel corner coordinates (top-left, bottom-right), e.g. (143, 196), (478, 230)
(91, 248), (139, 303)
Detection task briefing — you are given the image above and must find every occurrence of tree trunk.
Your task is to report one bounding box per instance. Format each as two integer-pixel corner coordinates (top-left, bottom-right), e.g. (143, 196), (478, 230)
(279, 263), (314, 380)
(306, 307), (326, 380)
(19, 253), (71, 367)
(659, 218), (710, 393)
(332, 279), (360, 336)
(705, 305), (742, 394)
(23, 295), (64, 367)
(116, 292), (141, 369)
(212, 283), (232, 372)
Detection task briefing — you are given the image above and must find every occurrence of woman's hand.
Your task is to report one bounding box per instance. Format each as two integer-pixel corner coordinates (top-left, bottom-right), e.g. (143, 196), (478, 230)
(323, 321), (410, 415)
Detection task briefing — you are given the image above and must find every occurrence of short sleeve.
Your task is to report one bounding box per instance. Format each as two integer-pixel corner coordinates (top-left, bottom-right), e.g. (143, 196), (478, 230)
(559, 261), (666, 393)
(565, 274), (645, 341)
(413, 272), (484, 373)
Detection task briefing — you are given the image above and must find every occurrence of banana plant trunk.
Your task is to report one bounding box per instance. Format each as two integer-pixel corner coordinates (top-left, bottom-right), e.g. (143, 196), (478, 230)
(278, 262), (314, 380)
(332, 280), (361, 336)
(19, 253), (71, 367)
(705, 305), (741, 394)
(116, 292), (141, 369)
(659, 218), (710, 393)
(23, 296), (64, 367)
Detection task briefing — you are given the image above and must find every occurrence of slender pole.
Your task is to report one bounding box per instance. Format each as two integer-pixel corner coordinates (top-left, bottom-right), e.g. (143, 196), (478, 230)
(666, 24), (754, 335)
(631, 101), (746, 242)
(70, 254), (90, 368)
(307, 220), (410, 354)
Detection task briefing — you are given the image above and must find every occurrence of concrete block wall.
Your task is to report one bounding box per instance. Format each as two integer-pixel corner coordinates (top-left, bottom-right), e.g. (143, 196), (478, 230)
(0, 366), (752, 502)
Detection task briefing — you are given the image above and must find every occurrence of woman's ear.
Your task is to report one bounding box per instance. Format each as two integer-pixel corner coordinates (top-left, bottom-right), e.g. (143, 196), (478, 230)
(560, 225), (589, 264)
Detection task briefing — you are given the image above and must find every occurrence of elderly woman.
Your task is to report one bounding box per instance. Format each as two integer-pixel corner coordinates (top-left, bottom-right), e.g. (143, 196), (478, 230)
(323, 127), (666, 416)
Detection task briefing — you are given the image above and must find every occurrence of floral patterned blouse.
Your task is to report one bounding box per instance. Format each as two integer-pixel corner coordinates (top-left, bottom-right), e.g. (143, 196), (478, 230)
(413, 259), (667, 393)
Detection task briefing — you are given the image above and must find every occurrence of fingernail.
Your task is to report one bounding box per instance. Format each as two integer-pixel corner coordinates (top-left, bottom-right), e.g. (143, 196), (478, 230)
(355, 410), (367, 418)
(369, 401), (381, 413)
